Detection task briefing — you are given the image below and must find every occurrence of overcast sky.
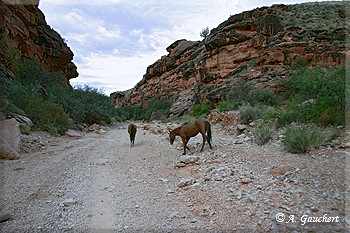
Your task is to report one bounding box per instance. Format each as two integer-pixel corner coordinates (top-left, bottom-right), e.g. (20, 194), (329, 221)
(39, 0), (331, 95)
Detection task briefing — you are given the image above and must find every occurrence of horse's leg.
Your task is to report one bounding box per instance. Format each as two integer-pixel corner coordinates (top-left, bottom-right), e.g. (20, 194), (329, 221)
(182, 137), (188, 155)
(208, 139), (212, 149)
(200, 132), (206, 152)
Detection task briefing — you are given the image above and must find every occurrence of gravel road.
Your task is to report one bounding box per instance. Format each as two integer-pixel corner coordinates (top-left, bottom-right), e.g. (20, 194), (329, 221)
(0, 121), (348, 232)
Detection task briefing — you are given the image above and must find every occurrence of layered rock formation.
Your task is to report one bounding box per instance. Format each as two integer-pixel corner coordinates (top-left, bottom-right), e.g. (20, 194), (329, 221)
(0, 0), (78, 84)
(112, 2), (348, 118)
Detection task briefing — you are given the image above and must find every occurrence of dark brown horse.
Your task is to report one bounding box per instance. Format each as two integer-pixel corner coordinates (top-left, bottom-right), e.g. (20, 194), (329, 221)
(169, 118), (212, 155)
(128, 123), (137, 147)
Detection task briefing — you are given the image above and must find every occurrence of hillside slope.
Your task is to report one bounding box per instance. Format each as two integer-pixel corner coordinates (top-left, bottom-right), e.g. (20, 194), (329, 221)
(111, 2), (348, 118)
(0, 0), (78, 85)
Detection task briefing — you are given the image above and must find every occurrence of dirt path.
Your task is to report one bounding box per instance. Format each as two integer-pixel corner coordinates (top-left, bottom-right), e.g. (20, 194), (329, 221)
(0, 122), (348, 232)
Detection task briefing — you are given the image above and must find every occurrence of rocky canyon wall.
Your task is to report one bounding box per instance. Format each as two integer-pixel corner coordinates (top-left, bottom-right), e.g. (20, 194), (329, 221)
(0, 0), (78, 85)
(112, 2), (348, 118)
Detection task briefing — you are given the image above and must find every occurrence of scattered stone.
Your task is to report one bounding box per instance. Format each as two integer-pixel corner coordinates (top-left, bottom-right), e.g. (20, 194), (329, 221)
(272, 164), (296, 177)
(233, 139), (243, 144)
(179, 155), (199, 164)
(177, 178), (196, 188)
(89, 123), (101, 131)
(60, 199), (77, 207)
(175, 162), (186, 168)
(159, 178), (169, 183)
(344, 142), (350, 148)
(190, 218), (197, 223)
(0, 212), (11, 222)
(241, 178), (253, 184)
(65, 129), (82, 138)
(237, 124), (247, 132)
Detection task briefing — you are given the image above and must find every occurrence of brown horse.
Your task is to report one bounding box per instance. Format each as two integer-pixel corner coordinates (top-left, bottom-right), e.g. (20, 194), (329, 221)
(169, 118), (212, 155)
(128, 123), (137, 147)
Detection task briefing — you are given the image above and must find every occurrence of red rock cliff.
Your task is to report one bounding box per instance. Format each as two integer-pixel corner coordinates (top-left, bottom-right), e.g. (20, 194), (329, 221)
(0, 0), (78, 84)
(111, 2), (348, 118)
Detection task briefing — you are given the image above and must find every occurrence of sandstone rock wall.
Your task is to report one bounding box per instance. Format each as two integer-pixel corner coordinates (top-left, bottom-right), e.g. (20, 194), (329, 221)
(111, 3), (348, 118)
(0, 0), (78, 85)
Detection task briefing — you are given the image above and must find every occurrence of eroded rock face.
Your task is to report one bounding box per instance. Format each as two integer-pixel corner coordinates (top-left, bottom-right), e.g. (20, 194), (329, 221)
(111, 3), (348, 117)
(0, 0), (78, 85)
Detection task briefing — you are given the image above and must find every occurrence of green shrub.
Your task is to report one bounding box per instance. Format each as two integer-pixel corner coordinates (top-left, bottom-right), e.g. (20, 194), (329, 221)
(217, 101), (230, 112)
(14, 58), (67, 88)
(144, 98), (172, 120)
(283, 126), (324, 154)
(177, 115), (197, 124)
(116, 98), (171, 121)
(10, 93), (70, 135)
(228, 82), (279, 109)
(228, 82), (254, 109)
(280, 65), (345, 126)
(47, 84), (117, 125)
(253, 88), (280, 106)
(317, 106), (344, 127)
(239, 103), (263, 124)
(4, 58), (118, 134)
(253, 122), (274, 146)
(193, 102), (211, 117)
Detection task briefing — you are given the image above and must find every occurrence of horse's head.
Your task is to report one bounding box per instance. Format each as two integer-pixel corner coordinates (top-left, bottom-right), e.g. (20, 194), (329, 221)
(169, 130), (175, 145)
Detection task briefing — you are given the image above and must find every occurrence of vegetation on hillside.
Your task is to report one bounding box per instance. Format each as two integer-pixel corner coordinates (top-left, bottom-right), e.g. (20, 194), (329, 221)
(1, 1), (347, 154)
(2, 58), (117, 134)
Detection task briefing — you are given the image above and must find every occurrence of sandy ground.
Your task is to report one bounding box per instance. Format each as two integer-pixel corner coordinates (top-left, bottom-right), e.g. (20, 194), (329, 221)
(0, 121), (348, 232)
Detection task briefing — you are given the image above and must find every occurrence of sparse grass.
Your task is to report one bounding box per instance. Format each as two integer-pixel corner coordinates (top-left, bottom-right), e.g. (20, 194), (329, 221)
(253, 122), (274, 146)
(239, 103), (263, 124)
(177, 115), (197, 124)
(226, 82), (279, 110)
(283, 126), (324, 154)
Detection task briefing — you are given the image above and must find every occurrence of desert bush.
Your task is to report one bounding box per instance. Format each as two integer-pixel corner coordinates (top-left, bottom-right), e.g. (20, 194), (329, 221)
(5, 82), (71, 134)
(144, 98), (172, 120)
(253, 122), (274, 146)
(228, 82), (279, 110)
(49, 85), (117, 125)
(193, 102), (211, 117)
(116, 98), (171, 121)
(283, 126), (324, 154)
(177, 115), (197, 124)
(239, 103), (263, 124)
(280, 65), (345, 126)
(3, 58), (120, 134)
(217, 101), (230, 112)
(14, 58), (67, 88)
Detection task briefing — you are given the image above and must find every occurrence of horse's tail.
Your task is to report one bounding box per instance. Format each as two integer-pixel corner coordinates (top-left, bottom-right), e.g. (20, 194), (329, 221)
(205, 121), (212, 144)
(130, 124), (136, 142)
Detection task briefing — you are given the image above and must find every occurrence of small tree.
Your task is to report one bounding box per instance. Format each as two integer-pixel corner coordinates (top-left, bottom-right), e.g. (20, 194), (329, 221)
(200, 27), (209, 39)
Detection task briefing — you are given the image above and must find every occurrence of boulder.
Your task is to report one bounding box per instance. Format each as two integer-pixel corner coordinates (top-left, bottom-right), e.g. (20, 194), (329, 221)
(0, 212), (11, 222)
(8, 113), (33, 134)
(0, 136), (20, 160)
(89, 123), (101, 131)
(272, 164), (296, 177)
(177, 178), (196, 188)
(0, 118), (20, 153)
(65, 129), (82, 138)
(179, 155), (199, 164)
(241, 177), (253, 184)
(237, 124), (247, 132)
